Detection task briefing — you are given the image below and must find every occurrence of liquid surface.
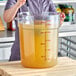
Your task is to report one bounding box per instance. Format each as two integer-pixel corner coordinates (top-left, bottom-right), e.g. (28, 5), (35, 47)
(19, 22), (58, 68)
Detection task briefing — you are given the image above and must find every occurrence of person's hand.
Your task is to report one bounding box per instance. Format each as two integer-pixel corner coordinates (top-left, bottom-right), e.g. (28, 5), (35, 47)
(16, 0), (26, 8)
(60, 12), (65, 26)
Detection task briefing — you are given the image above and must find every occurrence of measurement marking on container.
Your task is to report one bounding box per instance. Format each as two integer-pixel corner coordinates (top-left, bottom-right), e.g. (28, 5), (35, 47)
(41, 56), (46, 58)
(47, 49), (51, 51)
(46, 24), (51, 26)
(45, 32), (51, 33)
(41, 56), (51, 60)
(41, 32), (51, 34)
(46, 40), (51, 41)
(47, 20), (51, 22)
(41, 32), (45, 34)
(45, 49), (51, 51)
(41, 21), (46, 24)
(47, 58), (51, 60)
(41, 43), (45, 45)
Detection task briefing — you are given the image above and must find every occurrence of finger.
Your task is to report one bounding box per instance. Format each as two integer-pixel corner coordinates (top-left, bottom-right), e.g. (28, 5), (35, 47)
(60, 20), (63, 26)
(60, 12), (66, 19)
(60, 18), (64, 25)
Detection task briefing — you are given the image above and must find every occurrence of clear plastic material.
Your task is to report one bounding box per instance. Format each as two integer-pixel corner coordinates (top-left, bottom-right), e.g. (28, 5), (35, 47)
(18, 12), (60, 68)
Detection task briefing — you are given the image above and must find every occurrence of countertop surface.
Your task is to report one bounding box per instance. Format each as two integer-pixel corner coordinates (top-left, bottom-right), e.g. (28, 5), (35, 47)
(0, 57), (76, 76)
(0, 23), (76, 43)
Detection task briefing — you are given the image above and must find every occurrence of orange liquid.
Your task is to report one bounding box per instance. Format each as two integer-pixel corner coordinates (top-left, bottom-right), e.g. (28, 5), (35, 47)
(19, 22), (58, 68)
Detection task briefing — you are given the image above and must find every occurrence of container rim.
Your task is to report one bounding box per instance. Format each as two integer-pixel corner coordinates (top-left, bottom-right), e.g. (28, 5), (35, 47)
(15, 12), (60, 20)
(17, 12), (60, 16)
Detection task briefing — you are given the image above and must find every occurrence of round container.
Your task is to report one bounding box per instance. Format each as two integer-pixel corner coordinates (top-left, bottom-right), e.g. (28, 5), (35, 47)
(18, 12), (60, 68)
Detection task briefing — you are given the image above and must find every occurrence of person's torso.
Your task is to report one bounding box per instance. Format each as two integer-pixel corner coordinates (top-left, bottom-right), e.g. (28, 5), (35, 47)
(19, 0), (50, 15)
